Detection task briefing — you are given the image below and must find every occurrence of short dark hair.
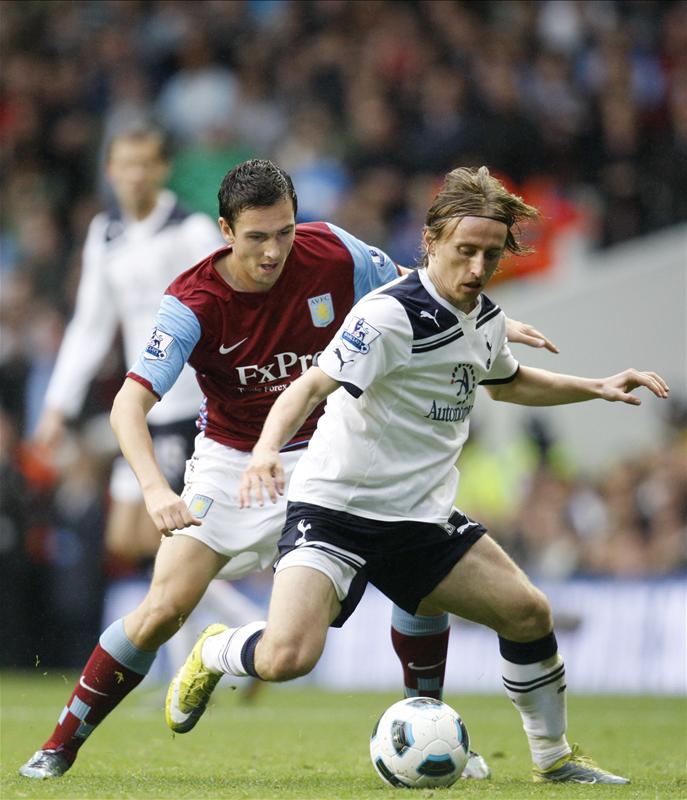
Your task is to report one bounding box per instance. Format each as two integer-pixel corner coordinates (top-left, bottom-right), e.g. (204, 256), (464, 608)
(105, 120), (170, 162)
(218, 159), (297, 227)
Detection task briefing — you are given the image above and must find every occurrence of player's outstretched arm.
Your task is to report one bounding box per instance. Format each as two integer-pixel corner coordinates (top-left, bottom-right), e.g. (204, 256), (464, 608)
(110, 378), (201, 535)
(505, 318), (559, 353)
(486, 365), (669, 406)
(240, 367), (340, 508)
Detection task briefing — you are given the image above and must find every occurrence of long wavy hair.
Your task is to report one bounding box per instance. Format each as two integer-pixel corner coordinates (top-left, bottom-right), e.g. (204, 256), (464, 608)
(419, 166), (540, 266)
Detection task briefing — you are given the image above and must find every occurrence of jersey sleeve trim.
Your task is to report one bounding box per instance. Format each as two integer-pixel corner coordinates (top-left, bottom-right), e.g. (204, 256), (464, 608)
(341, 382), (363, 398)
(324, 222), (399, 300)
(480, 364), (520, 385)
(125, 372), (162, 400)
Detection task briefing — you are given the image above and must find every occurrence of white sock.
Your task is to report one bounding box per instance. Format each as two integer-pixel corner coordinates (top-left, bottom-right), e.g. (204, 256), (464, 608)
(164, 583), (265, 678)
(201, 621), (266, 676)
(501, 653), (571, 769)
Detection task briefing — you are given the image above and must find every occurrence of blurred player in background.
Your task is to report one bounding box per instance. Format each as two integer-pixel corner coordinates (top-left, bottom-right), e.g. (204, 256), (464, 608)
(20, 158), (556, 781)
(32, 122), (266, 688)
(196, 166), (669, 785)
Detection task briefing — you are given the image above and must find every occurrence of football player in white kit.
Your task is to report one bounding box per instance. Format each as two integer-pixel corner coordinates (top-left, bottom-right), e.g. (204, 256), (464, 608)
(192, 166), (669, 785)
(19, 158), (556, 781)
(32, 122), (265, 684)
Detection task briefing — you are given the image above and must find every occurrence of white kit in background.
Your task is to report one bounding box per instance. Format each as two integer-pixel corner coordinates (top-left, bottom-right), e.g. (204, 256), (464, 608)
(43, 188), (265, 678)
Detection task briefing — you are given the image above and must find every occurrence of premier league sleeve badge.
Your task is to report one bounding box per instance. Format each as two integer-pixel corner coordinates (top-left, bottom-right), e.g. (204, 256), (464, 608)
(340, 316), (381, 354)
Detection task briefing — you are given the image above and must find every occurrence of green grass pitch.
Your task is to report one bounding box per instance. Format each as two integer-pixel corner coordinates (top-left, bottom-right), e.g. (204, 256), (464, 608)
(1, 672), (685, 798)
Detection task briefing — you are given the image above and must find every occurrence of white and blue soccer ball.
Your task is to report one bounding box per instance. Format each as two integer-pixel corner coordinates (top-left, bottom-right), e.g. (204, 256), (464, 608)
(369, 697), (470, 788)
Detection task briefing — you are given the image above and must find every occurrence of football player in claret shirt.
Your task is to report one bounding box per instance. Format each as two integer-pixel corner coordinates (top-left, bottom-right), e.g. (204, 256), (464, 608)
(20, 159), (557, 780)
(202, 166), (667, 784)
(32, 122), (265, 692)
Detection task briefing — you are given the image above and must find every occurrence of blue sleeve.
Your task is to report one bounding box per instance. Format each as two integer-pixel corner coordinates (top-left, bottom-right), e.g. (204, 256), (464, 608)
(325, 222), (399, 301)
(129, 295), (201, 398)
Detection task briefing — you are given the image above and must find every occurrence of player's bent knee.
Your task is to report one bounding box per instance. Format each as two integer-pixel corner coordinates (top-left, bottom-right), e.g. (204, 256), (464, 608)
(257, 638), (321, 682)
(505, 587), (553, 641)
(128, 597), (191, 649)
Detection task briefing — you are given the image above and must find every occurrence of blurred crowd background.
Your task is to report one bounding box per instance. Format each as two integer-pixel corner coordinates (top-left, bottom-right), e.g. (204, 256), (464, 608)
(1, 0), (685, 668)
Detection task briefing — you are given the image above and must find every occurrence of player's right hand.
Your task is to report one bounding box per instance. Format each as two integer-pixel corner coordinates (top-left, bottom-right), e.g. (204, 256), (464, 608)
(239, 447), (285, 508)
(144, 486), (202, 535)
(505, 318), (559, 353)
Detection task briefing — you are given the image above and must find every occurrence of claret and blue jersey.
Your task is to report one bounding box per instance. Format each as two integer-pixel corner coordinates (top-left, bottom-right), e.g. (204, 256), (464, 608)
(128, 222), (400, 451)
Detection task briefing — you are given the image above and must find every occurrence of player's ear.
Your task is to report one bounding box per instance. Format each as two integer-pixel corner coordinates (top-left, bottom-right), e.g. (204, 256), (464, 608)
(422, 227), (435, 256)
(218, 217), (235, 244)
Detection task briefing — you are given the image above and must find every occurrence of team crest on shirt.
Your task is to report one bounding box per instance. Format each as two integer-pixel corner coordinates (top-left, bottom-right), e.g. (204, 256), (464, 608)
(143, 326), (174, 360)
(450, 364), (476, 401)
(307, 293), (335, 327)
(341, 316), (381, 354)
(424, 364), (476, 423)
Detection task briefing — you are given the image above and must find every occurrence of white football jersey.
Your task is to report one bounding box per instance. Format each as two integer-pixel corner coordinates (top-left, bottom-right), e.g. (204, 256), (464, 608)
(44, 190), (223, 425)
(288, 268), (519, 522)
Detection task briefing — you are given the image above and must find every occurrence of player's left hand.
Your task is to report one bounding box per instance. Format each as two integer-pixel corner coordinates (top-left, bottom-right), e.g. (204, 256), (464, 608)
(239, 447), (285, 508)
(506, 318), (559, 353)
(599, 369), (670, 405)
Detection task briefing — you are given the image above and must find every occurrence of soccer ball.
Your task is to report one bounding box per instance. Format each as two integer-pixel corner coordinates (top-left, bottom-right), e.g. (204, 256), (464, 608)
(369, 697), (469, 788)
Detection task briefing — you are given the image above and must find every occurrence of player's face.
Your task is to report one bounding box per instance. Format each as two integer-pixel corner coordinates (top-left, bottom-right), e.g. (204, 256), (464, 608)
(219, 199), (296, 292)
(106, 136), (169, 220)
(424, 216), (507, 312)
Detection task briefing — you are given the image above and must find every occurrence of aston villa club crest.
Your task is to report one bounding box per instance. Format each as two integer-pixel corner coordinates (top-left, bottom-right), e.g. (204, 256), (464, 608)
(187, 494), (214, 519)
(307, 293), (335, 327)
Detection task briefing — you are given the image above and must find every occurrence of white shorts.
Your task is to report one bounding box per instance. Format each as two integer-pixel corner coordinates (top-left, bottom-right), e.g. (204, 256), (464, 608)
(178, 434), (304, 581)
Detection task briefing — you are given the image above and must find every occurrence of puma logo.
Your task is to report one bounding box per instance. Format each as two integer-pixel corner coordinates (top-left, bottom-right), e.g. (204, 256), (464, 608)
(334, 347), (354, 372)
(420, 309), (440, 328)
